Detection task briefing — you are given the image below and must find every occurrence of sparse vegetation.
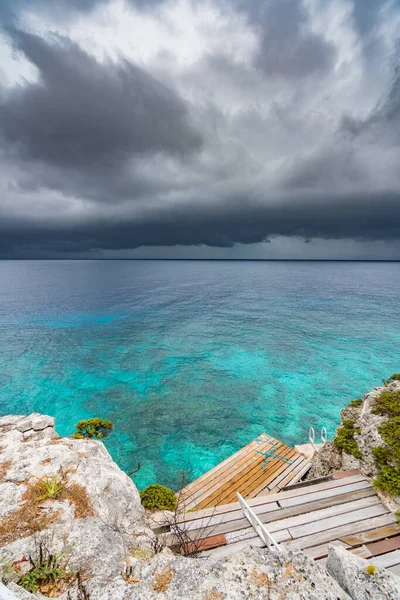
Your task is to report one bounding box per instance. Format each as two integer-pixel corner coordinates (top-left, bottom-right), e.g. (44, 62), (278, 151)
(36, 474), (65, 501)
(0, 482), (60, 547)
(17, 547), (72, 595)
(140, 484), (177, 511)
(349, 398), (363, 408)
(384, 374), (400, 385)
(371, 385), (400, 496)
(334, 419), (362, 459)
(59, 482), (94, 518)
(365, 564), (376, 576)
(203, 590), (223, 600)
(0, 459), (12, 482)
(73, 418), (113, 439)
(152, 568), (174, 593)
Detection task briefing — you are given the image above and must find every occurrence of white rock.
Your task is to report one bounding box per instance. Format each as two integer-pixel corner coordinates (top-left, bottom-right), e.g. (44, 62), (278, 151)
(326, 544), (400, 600)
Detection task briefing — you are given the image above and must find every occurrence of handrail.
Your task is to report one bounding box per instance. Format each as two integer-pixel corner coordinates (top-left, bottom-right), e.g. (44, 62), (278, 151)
(237, 493), (282, 552)
(309, 426), (328, 451)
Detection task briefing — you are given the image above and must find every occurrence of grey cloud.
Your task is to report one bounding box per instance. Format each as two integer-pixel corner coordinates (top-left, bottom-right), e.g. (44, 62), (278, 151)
(1, 189), (400, 256)
(239, 0), (336, 78)
(0, 30), (202, 171)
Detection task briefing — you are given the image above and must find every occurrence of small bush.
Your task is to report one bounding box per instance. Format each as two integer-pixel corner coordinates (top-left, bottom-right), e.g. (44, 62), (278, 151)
(386, 374), (400, 384)
(349, 398), (363, 408)
(365, 564), (376, 577)
(73, 418), (113, 439)
(373, 465), (400, 496)
(372, 389), (400, 419)
(140, 484), (177, 511)
(334, 420), (362, 459)
(17, 542), (74, 596)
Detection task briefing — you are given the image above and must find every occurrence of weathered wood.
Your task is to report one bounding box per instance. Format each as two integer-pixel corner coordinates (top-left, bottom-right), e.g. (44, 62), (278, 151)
(177, 473), (368, 523)
(366, 535), (400, 557)
(341, 523), (400, 546)
(388, 563), (400, 577)
(180, 438), (276, 509)
(304, 540), (349, 560)
(332, 470), (362, 479)
(192, 439), (285, 508)
(175, 488), (378, 543)
(278, 480), (370, 509)
(289, 504), (388, 540)
(372, 549), (400, 569)
(202, 537), (265, 559)
(351, 545), (372, 559)
(223, 498), (383, 547)
(284, 513), (397, 551)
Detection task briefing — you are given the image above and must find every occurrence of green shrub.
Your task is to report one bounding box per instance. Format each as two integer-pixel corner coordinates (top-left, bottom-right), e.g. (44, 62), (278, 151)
(373, 465), (400, 496)
(372, 389), (400, 419)
(386, 374), (400, 384)
(73, 418), (113, 439)
(334, 419), (362, 459)
(349, 398), (363, 408)
(371, 386), (400, 496)
(140, 484), (177, 511)
(17, 544), (71, 595)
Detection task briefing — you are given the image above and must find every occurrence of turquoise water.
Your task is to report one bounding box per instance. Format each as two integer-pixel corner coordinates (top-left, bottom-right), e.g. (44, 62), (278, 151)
(0, 260), (399, 490)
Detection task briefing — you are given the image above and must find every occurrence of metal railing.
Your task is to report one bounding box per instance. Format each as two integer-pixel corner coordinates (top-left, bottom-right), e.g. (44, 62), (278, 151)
(237, 493), (282, 552)
(309, 426), (327, 451)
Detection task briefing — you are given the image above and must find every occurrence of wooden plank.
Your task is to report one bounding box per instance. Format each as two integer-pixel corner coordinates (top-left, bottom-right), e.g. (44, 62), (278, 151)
(278, 480), (371, 509)
(304, 540), (349, 560)
(191, 439), (284, 509)
(372, 549), (400, 569)
(351, 545), (372, 559)
(231, 446), (299, 502)
(177, 485), (376, 535)
(196, 442), (292, 509)
(341, 524), (400, 546)
(180, 438), (276, 509)
(224, 498), (382, 547)
(175, 488), (378, 543)
(388, 564), (400, 577)
(221, 444), (297, 502)
(289, 504), (389, 540)
(284, 513), (397, 551)
(366, 536), (400, 557)
(332, 470), (362, 479)
(226, 527), (290, 546)
(254, 455), (305, 495)
(202, 537), (265, 559)
(182, 534), (227, 554)
(180, 436), (263, 494)
(282, 461), (312, 488)
(176, 474), (368, 523)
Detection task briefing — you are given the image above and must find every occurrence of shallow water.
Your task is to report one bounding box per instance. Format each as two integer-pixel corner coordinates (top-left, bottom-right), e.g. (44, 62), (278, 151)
(0, 259), (399, 490)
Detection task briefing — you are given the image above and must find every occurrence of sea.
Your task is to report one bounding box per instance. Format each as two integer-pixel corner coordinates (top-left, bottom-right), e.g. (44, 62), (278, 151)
(0, 259), (399, 491)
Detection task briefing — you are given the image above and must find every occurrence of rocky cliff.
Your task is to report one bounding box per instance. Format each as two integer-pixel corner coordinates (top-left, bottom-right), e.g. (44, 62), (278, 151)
(0, 413), (399, 599)
(308, 378), (400, 509)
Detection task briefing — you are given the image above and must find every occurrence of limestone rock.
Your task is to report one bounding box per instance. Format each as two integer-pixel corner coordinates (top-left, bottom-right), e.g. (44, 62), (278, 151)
(326, 544), (400, 600)
(308, 381), (400, 480)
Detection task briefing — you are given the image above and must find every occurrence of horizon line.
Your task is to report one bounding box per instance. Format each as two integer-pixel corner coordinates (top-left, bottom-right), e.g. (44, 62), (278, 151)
(1, 258), (400, 262)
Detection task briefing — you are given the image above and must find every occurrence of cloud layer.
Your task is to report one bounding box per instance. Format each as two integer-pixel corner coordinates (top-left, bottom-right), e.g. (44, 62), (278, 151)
(0, 0), (400, 256)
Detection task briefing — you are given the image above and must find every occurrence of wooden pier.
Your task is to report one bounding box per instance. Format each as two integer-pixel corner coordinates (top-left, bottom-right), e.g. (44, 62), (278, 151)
(178, 433), (312, 511)
(169, 471), (400, 577)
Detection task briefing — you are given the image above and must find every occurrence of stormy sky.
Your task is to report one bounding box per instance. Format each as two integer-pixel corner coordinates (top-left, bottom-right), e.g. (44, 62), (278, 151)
(1, 0), (400, 258)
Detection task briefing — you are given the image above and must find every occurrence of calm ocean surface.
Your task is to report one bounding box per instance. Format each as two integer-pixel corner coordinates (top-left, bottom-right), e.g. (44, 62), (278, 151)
(0, 260), (399, 490)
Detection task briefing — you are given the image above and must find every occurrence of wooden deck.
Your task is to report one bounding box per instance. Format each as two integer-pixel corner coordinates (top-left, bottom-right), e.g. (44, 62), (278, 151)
(168, 471), (400, 577)
(178, 433), (312, 511)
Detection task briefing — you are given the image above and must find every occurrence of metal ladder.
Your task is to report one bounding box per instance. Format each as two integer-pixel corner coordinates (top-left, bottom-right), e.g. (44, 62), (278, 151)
(309, 426), (327, 453)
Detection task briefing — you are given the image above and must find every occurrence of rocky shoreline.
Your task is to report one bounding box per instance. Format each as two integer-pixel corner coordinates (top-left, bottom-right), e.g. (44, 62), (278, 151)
(1, 380), (400, 599)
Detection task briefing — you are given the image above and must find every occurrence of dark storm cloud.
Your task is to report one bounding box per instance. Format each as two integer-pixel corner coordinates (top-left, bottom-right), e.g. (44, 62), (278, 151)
(1, 0), (400, 257)
(1, 190), (400, 256)
(0, 30), (202, 169)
